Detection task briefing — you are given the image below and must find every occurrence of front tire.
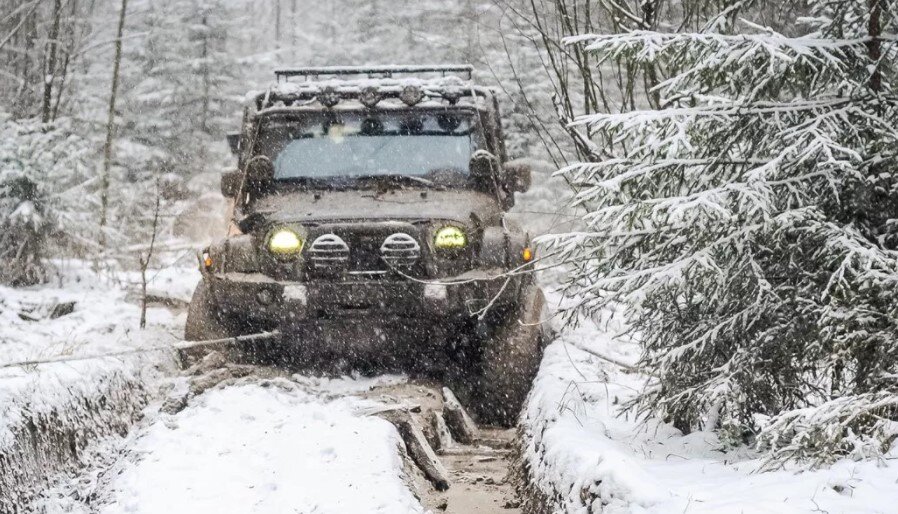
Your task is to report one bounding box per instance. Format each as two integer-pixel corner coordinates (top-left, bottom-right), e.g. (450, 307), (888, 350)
(182, 281), (235, 365)
(474, 284), (547, 427)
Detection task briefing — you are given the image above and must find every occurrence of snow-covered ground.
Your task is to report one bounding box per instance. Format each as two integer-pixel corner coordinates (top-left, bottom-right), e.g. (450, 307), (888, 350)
(82, 378), (423, 514)
(0, 260), (190, 365)
(522, 290), (898, 513)
(0, 260), (196, 508)
(4, 261), (430, 513)
(32, 372), (430, 514)
(0, 260), (194, 441)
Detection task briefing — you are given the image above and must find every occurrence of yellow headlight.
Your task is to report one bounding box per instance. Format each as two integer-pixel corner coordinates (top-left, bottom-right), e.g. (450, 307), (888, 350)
(434, 226), (467, 249)
(268, 228), (303, 256)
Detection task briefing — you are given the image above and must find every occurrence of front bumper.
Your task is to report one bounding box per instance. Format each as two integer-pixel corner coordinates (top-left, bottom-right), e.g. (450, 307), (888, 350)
(205, 268), (519, 327)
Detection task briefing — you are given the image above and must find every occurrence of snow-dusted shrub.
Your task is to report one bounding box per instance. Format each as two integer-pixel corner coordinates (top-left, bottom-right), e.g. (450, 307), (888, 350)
(0, 116), (92, 284)
(547, 1), (898, 465)
(0, 172), (48, 286)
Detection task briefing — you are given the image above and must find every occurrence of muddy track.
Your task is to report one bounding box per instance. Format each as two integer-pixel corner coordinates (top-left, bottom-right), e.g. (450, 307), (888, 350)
(354, 381), (522, 513)
(433, 429), (521, 513)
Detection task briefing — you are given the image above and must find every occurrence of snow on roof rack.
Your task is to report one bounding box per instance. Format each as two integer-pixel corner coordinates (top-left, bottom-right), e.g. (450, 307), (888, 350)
(274, 64), (474, 82)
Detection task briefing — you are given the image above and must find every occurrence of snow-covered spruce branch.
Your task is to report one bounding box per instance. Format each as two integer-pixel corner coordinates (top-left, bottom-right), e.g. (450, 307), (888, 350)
(570, 97), (896, 129)
(548, 0), (898, 466)
(564, 31), (893, 53)
(758, 392), (898, 469)
(564, 25), (896, 103)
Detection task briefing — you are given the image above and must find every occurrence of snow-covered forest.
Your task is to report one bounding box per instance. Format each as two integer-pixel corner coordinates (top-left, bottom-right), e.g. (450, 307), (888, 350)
(0, 0), (561, 258)
(1, 0), (897, 512)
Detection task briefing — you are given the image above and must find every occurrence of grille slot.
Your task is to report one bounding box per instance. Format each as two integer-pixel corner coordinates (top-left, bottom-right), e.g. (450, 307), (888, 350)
(308, 234), (349, 269)
(380, 233), (421, 268)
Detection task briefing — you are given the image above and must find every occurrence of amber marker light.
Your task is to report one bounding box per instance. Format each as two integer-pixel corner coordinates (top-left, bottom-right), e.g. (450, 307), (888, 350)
(522, 247), (534, 262)
(203, 251), (213, 269)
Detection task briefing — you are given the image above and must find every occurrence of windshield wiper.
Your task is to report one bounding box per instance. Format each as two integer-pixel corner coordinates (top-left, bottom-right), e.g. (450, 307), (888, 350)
(352, 174), (436, 188)
(278, 175), (328, 185)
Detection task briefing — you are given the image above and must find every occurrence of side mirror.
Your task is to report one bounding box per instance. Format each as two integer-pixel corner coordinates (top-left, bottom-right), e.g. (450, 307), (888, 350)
(503, 159), (533, 193)
(469, 150), (500, 181)
(245, 155), (275, 182)
(226, 133), (241, 155)
(220, 170), (242, 198)
(237, 212), (266, 234)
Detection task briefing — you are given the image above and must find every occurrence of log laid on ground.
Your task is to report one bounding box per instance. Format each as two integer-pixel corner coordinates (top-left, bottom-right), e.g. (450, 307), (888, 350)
(429, 410), (455, 453)
(187, 363), (257, 396)
(50, 301), (76, 319)
(441, 387), (479, 444)
(439, 446), (513, 457)
(185, 350), (228, 375)
(16, 300), (77, 321)
(378, 409), (450, 491)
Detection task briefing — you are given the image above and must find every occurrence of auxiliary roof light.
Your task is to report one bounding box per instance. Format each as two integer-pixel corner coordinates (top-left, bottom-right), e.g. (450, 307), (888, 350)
(318, 86), (340, 107)
(434, 226), (467, 249)
(399, 85), (425, 106)
(442, 87), (462, 105)
(359, 86), (383, 108)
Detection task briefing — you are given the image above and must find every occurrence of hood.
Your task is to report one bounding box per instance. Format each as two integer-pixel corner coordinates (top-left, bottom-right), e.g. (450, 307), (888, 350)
(248, 189), (503, 226)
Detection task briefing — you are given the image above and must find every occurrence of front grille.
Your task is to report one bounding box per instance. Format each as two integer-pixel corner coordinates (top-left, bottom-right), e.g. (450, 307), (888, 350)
(380, 233), (420, 268)
(302, 223), (428, 279)
(308, 234), (349, 269)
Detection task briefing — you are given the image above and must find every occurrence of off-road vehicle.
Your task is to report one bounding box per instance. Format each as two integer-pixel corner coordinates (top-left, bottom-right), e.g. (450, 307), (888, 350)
(185, 65), (547, 425)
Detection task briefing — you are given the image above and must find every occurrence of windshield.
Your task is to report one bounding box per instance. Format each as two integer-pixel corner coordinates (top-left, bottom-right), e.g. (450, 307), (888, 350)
(256, 111), (480, 186)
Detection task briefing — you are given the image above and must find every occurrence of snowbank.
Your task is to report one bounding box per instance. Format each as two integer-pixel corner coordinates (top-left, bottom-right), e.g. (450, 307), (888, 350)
(518, 292), (898, 513)
(0, 261), (192, 509)
(84, 378), (423, 514)
(0, 359), (158, 512)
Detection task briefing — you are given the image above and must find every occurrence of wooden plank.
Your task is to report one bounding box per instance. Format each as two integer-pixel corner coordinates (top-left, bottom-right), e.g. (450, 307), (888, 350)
(441, 387), (479, 444)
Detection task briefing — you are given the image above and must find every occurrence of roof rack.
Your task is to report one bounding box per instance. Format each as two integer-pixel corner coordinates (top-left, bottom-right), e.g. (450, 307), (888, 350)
(274, 64), (474, 82)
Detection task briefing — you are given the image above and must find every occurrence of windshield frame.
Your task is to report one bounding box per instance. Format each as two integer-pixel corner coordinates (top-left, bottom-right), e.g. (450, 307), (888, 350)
(250, 106), (488, 190)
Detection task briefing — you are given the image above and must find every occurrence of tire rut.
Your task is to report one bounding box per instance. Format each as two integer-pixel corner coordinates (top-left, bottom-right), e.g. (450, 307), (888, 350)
(357, 380), (523, 513)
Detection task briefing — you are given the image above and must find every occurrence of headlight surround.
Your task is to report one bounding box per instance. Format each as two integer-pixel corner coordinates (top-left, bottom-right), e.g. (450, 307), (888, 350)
(267, 227), (304, 257)
(433, 225), (467, 250)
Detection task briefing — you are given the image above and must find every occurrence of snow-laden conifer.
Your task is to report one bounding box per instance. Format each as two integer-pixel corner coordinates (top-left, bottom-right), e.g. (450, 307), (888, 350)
(122, 0), (240, 174)
(548, 1), (898, 465)
(0, 116), (91, 284)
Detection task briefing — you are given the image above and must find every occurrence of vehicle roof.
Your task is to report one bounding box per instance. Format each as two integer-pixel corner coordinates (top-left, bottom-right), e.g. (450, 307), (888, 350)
(246, 73), (496, 114)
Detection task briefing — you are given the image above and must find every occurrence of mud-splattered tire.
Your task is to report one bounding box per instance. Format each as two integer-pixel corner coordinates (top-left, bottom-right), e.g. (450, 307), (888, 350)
(475, 284), (547, 427)
(182, 281), (234, 365)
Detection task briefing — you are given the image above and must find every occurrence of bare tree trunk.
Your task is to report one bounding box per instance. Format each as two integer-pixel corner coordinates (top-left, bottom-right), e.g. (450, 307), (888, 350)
(138, 184), (161, 330)
(41, 0), (62, 123)
(99, 0), (127, 247)
(51, 0), (79, 121)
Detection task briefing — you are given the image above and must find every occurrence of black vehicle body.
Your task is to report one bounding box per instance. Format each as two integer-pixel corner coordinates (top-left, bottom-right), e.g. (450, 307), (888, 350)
(186, 65), (547, 425)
